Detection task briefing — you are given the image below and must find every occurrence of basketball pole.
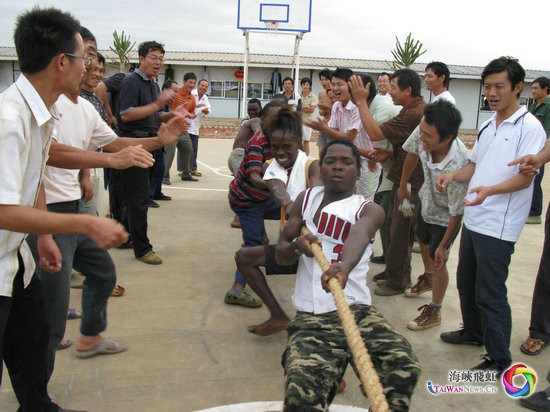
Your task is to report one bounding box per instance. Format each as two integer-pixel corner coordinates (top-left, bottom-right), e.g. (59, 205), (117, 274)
(240, 30), (305, 119)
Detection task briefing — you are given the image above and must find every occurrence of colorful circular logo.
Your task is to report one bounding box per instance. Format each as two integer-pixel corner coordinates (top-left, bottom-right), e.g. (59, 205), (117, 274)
(502, 363), (537, 397)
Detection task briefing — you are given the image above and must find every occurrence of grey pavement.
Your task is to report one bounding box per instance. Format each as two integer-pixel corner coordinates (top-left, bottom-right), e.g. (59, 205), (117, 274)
(1, 138), (548, 411)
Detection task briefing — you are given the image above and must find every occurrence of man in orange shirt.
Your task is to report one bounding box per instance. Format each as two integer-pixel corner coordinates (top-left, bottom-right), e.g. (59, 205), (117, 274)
(170, 72), (198, 181)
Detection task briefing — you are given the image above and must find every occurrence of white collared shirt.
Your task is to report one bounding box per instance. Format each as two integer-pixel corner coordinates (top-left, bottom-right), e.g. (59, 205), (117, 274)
(328, 100), (361, 133)
(43, 95), (118, 204)
(188, 89), (211, 135)
(465, 106), (546, 241)
(0, 75), (58, 296)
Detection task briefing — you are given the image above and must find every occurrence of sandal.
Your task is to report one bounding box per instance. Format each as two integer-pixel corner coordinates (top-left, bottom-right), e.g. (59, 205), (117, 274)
(224, 291), (262, 308)
(57, 338), (72, 351)
(67, 308), (81, 320)
(520, 336), (547, 356)
(111, 285), (125, 297)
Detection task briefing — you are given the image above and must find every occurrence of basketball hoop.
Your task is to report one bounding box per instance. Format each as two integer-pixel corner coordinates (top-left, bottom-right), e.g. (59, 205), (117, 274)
(265, 21), (280, 36)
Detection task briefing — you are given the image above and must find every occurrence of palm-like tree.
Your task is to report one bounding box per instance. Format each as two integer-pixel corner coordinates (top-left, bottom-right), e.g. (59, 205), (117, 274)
(390, 33), (427, 70)
(110, 30), (135, 72)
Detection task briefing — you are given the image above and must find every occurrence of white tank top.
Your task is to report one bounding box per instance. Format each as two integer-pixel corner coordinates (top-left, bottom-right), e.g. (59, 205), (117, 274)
(293, 186), (373, 314)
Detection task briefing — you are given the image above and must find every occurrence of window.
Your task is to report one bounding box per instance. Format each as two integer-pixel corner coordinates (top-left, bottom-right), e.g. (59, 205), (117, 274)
(210, 80), (275, 99)
(210, 81), (223, 97)
(248, 82), (262, 99)
(225, 81), (241, 98)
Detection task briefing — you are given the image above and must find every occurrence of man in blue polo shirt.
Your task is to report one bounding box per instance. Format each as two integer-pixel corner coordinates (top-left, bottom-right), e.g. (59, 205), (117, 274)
(115, 41), (176, 265)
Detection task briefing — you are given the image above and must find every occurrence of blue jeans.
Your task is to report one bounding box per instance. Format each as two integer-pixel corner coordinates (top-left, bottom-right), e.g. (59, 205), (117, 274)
(456, 226), (514, 367)
(27, 200), (116, 381)
(230, 197), (280, 286)
(528, 204), (550, 341)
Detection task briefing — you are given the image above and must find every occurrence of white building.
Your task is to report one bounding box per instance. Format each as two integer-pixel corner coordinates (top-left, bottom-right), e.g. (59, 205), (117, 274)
(1, 47), (549, 130)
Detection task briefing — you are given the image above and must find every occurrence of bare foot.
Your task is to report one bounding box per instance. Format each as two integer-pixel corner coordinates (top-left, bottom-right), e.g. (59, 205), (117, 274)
(230, 215), (241, 228)
(76, 334), (104, 352)
(247, 317), (290, 336)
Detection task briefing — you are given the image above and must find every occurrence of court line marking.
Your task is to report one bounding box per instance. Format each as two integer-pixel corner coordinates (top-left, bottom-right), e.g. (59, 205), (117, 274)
(197, 160), (233, 178)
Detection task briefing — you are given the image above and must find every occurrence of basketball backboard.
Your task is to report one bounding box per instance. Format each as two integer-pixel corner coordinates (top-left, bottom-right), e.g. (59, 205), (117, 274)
(237, 0), (312, 33)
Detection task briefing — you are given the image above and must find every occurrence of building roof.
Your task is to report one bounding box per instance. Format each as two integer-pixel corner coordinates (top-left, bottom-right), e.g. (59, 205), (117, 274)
(1, 47), (548, 81)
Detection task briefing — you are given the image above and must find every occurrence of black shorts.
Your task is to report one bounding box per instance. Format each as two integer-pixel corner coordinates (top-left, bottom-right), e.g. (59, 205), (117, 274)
(264, 244), (298, 276)
(415, 214), (456, 260)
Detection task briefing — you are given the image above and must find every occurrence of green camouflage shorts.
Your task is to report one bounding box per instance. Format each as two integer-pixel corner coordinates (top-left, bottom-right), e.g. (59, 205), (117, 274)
(282, 305), (421, 411)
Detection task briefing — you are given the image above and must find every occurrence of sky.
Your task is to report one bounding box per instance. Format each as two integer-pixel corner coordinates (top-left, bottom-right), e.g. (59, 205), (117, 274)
(0, 1), (549, 71)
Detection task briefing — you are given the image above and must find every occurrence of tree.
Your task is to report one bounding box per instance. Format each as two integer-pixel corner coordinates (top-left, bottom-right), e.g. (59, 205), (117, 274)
(110, 30), (135, 72)
(390, 33), (427, 70)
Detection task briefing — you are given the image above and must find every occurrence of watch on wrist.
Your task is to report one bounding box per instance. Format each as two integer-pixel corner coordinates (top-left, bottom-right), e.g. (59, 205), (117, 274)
(290, 237), (303, 257)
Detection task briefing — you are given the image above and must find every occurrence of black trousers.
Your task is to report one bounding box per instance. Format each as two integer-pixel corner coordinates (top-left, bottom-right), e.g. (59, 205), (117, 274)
(0, 255), (56, 411)
(121, 165), (152, 258)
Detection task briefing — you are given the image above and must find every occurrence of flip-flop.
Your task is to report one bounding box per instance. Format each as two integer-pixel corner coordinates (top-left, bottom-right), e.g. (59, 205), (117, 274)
(75, 339), (127, 359)
(67, 308), (81, 320)
(520, 336), (547, 356)
(111, 285), (125, 297)
(57, 338), (72, 351)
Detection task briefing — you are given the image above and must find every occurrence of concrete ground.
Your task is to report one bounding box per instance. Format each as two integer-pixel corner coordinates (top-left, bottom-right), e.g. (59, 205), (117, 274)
(1, 138), (548, 412)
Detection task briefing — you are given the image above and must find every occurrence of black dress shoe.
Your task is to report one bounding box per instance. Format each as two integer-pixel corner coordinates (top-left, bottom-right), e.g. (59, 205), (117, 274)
(371, 255), (386, 264)
(154, 193), (172, 201)
(148, 200), (160, 208)
(372, 271), (387, 282)
(181, 175), (199, 182)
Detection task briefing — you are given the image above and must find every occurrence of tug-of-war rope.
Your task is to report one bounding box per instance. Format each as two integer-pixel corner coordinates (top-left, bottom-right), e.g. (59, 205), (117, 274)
(301, 227), (390, 412)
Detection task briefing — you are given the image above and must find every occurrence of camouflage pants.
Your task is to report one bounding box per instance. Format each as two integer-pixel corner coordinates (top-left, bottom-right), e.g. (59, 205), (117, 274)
(282, 305), (421, 412)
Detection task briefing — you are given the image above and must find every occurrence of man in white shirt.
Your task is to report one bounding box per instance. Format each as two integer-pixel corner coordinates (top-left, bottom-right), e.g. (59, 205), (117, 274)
(276, 139), (420, 411)
(0, 7), (146, 411)
(189, 79), (211, 176)
(438, 57), (546, 375)
(29, 72), (185, 385)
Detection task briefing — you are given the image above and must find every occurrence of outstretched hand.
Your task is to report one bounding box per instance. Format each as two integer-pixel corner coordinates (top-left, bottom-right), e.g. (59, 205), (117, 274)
(463, 186), (491, 206)
(110, 144), (154, 169)
(508, 154), (543, 176)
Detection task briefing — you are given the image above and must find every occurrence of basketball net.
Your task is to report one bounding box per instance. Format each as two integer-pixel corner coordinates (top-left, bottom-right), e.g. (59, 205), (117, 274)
(265, 21), (280, 37)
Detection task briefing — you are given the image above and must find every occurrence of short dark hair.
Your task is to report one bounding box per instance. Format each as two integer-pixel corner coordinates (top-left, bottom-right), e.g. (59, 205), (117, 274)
(271, 93), (288, 104)
(138, 41), (165, 58)
(319, 69), (333, 80)
(248, 98), (262, 108)
(533, 77), (550, 94)
(183, 72), (197, 82)
(320, 139), (361, 174)
(96, 52), (105, 66)
(300, 77), (312, 87)
(260, 101), (284, 118)
(425, 61), (451, 88)
(423, 100), (462, 142)
(332, 67), (353, 82)
(378, 72), (391, 81)
(391, 69), (422, 97)
(263, 108), (303, 142)
(282, 76), (294, 85)
(198, 78), (209, 86)
(351, 73), (377, 105)
(481, 56), (525, 96)
(14, 7), (81, 74)
(162, 79), (177, 90)
(79, 26), (96, 44)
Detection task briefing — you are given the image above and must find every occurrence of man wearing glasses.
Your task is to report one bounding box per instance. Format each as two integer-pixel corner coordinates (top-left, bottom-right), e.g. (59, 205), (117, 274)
(0, 7), (149, 411)
(115, 41), (177, 265)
